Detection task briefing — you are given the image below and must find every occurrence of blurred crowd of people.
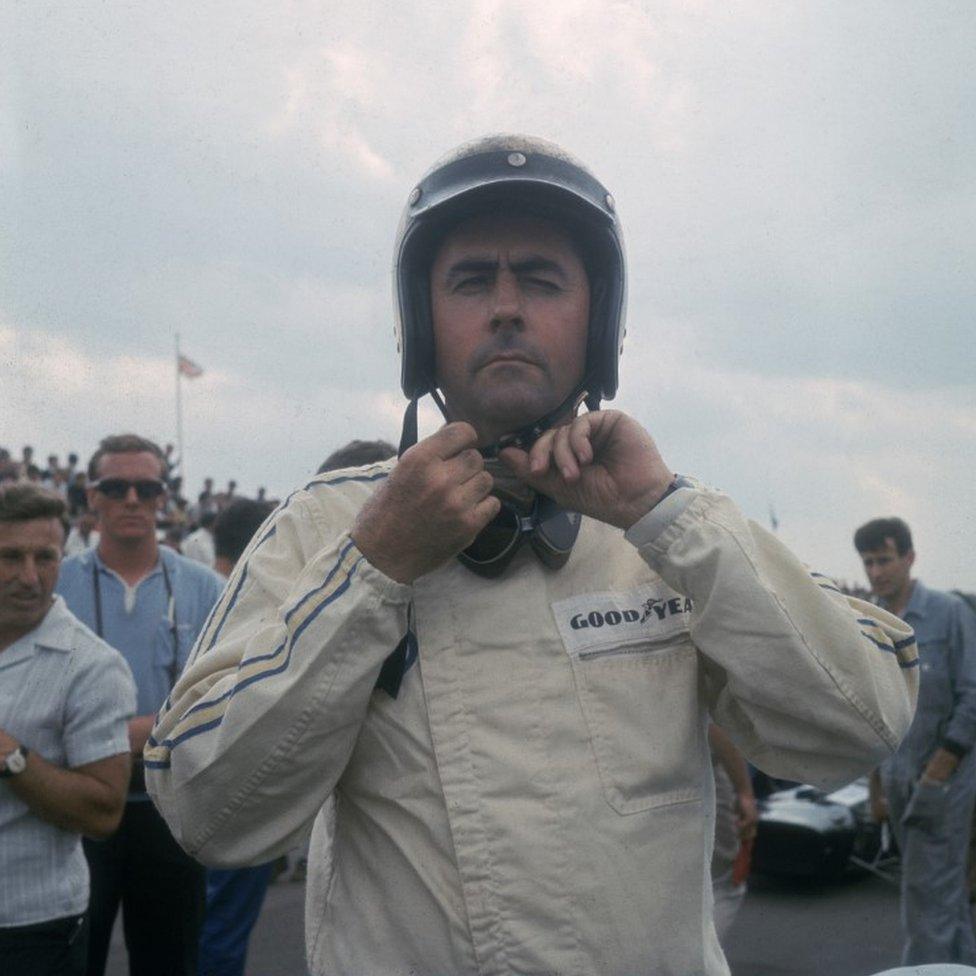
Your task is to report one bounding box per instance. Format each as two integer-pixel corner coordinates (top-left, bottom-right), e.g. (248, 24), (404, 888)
(0, 442), (276, 568)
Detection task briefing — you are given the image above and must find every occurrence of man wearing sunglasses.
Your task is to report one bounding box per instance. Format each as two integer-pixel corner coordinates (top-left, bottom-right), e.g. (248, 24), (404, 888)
(57, 433), (224, 976)
(148, 137), (916, 976)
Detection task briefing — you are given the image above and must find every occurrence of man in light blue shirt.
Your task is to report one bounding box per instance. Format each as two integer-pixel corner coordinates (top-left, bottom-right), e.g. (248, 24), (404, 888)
(856, 517), (976, 966)
(0, 483), (135, 976)
(57, 434), (224, 976)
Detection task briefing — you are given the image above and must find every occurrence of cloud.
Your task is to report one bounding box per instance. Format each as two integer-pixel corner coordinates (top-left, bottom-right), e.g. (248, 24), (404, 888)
(3, 0), (974, 588)
(0, 321), (402, 494)
(617, 332), (976, 588)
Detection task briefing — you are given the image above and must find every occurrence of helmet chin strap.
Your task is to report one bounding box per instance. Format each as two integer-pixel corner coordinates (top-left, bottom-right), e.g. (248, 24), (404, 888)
(397, 397), (420, 459)
(397, 374), (599, 461)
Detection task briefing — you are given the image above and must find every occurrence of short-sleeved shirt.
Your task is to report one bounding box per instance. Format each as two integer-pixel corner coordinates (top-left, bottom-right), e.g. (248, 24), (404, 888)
(56, 546), (224, 798)
(0, 596), (136, 926)
(57, 546), (224, 719)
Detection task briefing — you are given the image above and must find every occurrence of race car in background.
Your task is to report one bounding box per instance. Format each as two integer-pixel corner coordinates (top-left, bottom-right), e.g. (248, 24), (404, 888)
(751, 777), (899, 883)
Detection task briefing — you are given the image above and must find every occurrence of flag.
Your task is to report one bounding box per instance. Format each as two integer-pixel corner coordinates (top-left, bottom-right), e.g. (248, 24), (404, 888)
(177, 354), (204, 379)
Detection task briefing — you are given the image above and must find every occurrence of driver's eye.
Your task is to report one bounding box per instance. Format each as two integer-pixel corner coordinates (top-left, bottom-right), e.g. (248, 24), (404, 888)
(456, 276), (489, 291)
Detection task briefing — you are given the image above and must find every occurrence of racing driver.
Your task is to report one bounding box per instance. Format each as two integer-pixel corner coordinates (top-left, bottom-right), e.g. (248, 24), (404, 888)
(146, 135), (917, 976)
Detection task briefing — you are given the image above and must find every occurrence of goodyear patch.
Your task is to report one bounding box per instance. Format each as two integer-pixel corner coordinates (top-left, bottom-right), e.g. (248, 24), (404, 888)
(551, 583), (693, 660)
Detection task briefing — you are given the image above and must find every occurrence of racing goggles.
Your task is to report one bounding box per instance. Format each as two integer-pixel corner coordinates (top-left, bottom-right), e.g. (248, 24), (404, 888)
(458, 492), (582, 578)
(93, 478), (166, 501)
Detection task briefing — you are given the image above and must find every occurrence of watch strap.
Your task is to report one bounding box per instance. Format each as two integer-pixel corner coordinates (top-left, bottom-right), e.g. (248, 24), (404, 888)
(653, 474), (694, 510)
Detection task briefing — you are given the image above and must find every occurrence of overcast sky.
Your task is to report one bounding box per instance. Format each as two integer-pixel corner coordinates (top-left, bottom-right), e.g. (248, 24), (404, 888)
(2, 1), (974, 589)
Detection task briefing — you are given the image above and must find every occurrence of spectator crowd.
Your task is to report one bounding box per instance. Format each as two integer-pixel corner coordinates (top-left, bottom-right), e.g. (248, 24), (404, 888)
(0, 443), (277, 567)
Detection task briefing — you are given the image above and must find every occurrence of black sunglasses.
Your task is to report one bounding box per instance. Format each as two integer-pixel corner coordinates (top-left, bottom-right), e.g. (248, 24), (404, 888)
(459, 494), (582, 578)
(94, 478), (166, 501)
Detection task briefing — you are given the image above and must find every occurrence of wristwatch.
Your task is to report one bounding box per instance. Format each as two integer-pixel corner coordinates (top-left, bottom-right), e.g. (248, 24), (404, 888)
(0, 745), (29, 778)
(654, 474), (695, 509)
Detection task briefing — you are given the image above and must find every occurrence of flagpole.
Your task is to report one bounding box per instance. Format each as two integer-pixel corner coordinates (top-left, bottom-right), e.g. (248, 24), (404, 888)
(175, 332), (185, 494)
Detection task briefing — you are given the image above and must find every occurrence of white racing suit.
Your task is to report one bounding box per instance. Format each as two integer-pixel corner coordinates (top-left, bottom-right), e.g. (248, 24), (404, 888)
(146, 464), (917, 976)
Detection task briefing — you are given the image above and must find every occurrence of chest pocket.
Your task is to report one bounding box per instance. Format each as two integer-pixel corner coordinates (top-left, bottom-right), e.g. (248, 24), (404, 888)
(553, 586), (703, 815)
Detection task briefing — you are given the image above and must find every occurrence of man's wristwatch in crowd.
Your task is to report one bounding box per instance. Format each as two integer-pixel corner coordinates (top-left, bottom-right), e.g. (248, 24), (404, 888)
(0, 745), (29, 778)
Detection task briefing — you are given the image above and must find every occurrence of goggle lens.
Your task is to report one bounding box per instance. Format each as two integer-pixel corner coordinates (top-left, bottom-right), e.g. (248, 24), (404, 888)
(459, 496), (581, 578)
(461, 505), (521, 566)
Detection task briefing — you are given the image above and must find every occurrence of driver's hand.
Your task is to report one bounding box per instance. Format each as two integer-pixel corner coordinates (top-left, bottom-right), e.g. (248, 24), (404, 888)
(500, 410), (674, 530)
(351, 423), (500, 584)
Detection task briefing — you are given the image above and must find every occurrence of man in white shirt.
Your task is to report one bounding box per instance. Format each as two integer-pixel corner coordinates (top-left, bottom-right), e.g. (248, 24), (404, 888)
(0, 483), (135, 976)
(182, 510), (216, 568)
(63, 511), (100, 558)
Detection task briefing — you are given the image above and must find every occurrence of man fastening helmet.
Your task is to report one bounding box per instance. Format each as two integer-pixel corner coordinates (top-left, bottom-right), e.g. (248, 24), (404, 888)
(146, 135), (917, 976)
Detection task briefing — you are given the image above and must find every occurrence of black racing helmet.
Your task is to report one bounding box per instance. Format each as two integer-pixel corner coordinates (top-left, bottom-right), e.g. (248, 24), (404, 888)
(393, 134), (627, 408)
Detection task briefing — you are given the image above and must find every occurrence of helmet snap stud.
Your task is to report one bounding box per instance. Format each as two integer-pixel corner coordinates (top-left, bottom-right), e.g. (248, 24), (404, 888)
(507, 152), (527, 168)
(605, 193), (615, 212)
(408, 187), (422, 205)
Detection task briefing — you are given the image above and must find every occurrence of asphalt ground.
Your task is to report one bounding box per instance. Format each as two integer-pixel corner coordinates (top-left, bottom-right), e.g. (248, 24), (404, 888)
(725, 872), (903, 976)
(104, 869), (905, 975)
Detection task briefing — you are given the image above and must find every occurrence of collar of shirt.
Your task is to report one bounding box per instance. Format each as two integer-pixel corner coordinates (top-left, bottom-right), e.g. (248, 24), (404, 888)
(0, 596), (74, 673)
(90, 547), (166, 614)
(902, 579), (930, 621)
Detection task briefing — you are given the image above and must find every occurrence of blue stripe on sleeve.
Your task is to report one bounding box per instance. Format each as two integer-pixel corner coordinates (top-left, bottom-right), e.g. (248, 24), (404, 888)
(285, 540), (356, 627)
(203, 563), (249, 653)
(157, 554), (363, 756)
(861, 630), (896, 652)
(173, 544), (357, 724)
(196, 470), (388, 657)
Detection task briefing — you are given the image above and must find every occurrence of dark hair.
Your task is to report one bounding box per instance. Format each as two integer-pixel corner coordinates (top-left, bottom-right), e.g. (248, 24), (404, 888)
(318, 439), (397, 474)
(854, 518), (913, 556)
(88, 433), (166, 481)
(213, 499), (273, 563)
(198, 510), (218, 529)
(0, 483), (68, 534)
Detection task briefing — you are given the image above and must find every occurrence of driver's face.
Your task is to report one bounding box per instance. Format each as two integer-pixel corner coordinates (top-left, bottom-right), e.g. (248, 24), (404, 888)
(430, 213), (589, 445)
